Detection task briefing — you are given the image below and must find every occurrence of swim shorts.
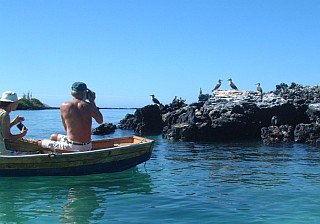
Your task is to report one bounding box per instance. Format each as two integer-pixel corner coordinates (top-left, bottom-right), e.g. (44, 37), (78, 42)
(40, 134), (92, 151)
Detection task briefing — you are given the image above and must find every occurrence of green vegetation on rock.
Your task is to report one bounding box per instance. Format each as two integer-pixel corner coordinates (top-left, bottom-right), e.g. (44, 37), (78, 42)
(18, 98), (46, 110)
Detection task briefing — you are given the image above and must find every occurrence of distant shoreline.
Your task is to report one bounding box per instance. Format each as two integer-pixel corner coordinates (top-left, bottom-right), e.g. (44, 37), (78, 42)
(18, 107), (138, 110)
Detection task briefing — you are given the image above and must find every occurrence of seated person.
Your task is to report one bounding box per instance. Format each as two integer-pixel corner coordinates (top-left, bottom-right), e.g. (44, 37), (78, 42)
(0, 91), (28, 152)
(38, 82), (103, 151)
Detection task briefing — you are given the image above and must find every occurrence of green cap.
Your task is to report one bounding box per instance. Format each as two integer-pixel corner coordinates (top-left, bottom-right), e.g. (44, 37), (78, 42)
(72, 82), (88, 91)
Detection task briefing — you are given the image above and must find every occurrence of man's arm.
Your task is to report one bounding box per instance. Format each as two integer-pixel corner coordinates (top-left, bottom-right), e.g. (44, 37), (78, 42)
(87, 90), (103, 124)
(91, 101), (103, 124)
(60, 103), (69, 131)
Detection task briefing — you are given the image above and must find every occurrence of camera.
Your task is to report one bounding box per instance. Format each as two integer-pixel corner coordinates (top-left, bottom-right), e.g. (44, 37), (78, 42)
(86, 89), (91, 99)
(17, 122), (26, 131)
(86, 89), (95, 101)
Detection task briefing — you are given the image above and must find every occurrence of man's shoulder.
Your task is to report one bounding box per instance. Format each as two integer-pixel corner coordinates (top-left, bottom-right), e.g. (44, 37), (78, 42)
(61, 100), (80, 111)
(61, 101), (73, 108)
(62, 99), (85, 106)
(61, 99), (91, 112)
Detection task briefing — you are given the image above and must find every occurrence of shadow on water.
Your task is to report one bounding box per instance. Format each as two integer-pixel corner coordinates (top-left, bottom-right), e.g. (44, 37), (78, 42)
(0, 167), (152, 224)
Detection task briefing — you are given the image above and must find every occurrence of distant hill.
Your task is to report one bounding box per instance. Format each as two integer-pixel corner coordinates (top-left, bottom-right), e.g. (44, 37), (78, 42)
(17, 98), (48, 110)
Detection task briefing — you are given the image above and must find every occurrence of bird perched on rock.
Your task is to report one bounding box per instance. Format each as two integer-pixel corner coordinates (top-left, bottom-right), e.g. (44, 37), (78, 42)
(256, 83), (263, 95)
(173, 96), (178, 102)
(271, 115), (279, 126)
(256, 83), (263, 101)
(227, 78), (238, 90)
(212, 80), (222, 91)
(150, 94), (162, 106)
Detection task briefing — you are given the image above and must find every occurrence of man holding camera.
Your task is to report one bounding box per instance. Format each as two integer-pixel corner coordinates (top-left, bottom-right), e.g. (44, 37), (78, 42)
(39, 82), (103, 151)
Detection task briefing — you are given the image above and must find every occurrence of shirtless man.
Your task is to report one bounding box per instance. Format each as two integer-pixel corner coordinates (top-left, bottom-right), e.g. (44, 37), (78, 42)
(39, 82), (103, 151)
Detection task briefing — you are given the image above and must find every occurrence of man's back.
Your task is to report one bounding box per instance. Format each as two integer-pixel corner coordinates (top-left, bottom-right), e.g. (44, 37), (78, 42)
(61, 99), (93, 143)
(38, 82), (103, 151)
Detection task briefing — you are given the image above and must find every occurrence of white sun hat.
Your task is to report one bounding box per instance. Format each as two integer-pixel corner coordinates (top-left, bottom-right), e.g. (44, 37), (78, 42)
(0, 91), (18, 102)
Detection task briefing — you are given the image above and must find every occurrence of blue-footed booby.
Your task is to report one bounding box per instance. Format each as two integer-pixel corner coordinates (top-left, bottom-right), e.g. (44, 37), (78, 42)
(212, 79), (222, 91)
(150, 94), (162, 105)
(227, 78), (238, 90)
(256, 83), (263, 95)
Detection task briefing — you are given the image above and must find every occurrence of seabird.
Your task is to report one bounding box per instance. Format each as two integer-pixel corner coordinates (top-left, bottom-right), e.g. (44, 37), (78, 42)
(227, 78), (238, 90)
(150, 94), (162, 105)
(199, 88), (203, 95)
(172, 96), (178, 103)
(179, 97), (186, 103)
(256, 83), (263, 95)
(212, 79), (222, 91)
(271, 115), (279, 126)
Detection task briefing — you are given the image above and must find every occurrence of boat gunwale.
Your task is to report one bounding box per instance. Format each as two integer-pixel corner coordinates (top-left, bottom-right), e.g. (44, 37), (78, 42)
(1, 136), (154, 159)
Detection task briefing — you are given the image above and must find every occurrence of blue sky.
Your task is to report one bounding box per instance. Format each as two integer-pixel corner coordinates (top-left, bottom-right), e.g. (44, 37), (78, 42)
(1, 0), (319, 108)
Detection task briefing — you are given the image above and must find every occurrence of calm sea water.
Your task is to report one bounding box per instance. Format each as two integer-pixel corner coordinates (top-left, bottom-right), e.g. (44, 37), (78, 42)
(1, 109), (320, 223)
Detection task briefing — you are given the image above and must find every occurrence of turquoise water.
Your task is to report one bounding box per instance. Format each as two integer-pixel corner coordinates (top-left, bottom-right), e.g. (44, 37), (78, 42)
(1, 109), (320, 223)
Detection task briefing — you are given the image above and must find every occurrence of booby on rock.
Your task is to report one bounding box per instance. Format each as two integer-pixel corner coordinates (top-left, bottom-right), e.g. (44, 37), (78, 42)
(212, 80), (222, 91)
(256, 83), (263, 95)
(150, 94), (162, 106)
(172, 96), (178, 104)
(227, 78), (238, 90)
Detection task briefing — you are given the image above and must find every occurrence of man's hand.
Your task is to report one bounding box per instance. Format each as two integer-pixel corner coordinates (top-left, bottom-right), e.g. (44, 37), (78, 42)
(87, 90), (96, 103)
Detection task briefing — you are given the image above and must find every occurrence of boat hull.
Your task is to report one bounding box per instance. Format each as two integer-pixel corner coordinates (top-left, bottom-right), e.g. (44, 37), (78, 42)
(1, 136), (154, 177)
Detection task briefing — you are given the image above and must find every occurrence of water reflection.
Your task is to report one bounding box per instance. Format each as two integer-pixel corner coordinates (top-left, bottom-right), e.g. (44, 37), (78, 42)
(0, 168), (152, 223)
(59, 186), (102, 223)
(161, 140), (320, 189)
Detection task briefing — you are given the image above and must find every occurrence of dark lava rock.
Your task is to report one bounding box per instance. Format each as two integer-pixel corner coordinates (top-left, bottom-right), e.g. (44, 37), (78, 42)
(118, 83), (320, 145)
(261, 125), (294, 145)
(198, 94), (210, 102)
(92, 123), (116, 135)
(294, 123), (320, 144)
(118, 114), (136, 130)
(162, 90), (309, 142)
(306, 103), (320, 124)
(118, 105), (164, 135)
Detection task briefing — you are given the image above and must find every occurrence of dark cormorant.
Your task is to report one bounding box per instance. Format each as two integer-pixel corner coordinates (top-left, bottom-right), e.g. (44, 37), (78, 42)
(212, 80), (222, 91)
(227, 78), (238, 90)
(150, 94), (161, 105)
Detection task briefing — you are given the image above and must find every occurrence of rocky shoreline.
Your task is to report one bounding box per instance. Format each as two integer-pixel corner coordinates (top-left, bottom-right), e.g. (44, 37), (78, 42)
(100, 83), (320, 145)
